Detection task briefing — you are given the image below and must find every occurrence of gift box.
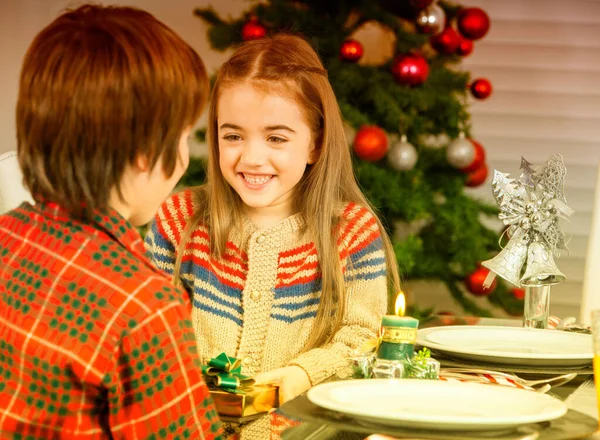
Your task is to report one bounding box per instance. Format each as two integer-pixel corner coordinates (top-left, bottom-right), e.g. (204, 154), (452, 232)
(209, 384), (279, 422)
(202, 353), (280, 423)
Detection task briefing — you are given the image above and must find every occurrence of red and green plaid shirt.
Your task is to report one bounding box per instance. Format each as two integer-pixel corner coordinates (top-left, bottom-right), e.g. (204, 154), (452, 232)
(0, 202), (222, 439)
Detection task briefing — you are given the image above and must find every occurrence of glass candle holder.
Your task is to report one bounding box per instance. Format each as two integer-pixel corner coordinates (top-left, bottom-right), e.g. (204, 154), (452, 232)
(523, 285), (551, 329)
(349, 349), (375, 379)
(372, 358), (405, 379)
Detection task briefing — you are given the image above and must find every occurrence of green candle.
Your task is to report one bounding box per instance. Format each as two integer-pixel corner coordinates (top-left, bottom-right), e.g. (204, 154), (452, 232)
(376, 316), (419, 361)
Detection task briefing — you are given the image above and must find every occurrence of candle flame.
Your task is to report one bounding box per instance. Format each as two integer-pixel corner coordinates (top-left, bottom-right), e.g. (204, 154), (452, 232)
(395, 291), (406, 317)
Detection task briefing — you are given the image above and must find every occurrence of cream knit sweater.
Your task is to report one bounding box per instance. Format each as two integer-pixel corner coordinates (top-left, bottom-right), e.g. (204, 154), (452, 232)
(145, 189), (388, 439)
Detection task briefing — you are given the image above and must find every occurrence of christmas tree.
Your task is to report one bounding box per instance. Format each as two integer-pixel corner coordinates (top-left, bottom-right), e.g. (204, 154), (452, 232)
(184, 0), (524, 316)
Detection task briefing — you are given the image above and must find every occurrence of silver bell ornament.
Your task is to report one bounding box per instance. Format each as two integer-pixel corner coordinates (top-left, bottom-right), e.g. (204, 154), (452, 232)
(480, 155), (574, 329)
(416, 3), (446, 35)
(446, 132), (475, 169)
(388, 135), (418, 171)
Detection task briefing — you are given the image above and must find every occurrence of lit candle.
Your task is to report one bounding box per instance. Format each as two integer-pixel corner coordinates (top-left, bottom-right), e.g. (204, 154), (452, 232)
(376, 292), (419, 361)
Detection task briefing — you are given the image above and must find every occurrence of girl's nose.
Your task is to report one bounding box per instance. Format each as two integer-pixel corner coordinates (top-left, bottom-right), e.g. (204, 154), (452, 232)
(240, 140), (267, 166)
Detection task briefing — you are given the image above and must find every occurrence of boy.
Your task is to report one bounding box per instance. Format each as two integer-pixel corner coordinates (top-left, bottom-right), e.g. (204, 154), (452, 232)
(0, 5), (222, 439)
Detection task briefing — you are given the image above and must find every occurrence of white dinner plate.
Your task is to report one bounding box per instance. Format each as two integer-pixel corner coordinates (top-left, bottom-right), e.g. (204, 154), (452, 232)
(417, 326), (593, 367)
(307, 379), (567, 431)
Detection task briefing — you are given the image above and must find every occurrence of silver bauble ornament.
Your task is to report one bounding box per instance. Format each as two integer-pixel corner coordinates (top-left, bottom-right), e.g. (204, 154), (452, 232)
(419, 132), (450, 149)
(416, 3), (446, 35)
(388, 135), (418, 171)
(446, 132), (475, 169)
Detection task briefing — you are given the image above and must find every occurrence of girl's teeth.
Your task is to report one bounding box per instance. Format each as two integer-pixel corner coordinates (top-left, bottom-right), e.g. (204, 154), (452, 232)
(243, 174), (272, 185)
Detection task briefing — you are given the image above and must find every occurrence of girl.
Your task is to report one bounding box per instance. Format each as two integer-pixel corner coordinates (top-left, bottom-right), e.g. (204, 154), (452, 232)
(145, 34), (400, 438)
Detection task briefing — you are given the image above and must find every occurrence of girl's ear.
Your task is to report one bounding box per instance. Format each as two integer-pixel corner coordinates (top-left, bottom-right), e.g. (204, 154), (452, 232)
(307, 140), (319, 165)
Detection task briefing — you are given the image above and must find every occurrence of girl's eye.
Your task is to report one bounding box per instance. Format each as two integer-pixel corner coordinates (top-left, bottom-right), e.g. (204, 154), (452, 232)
(267, 136), (287, 144)
(223, 134), (242, 142)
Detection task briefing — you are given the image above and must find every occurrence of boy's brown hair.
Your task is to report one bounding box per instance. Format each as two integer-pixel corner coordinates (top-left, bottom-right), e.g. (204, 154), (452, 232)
(17, 4), (208, 219)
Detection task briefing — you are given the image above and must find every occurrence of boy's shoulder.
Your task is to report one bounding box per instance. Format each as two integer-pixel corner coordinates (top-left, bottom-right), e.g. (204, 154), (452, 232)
(128, 272), (187, 310)
(82, 239), (189, 340)
(84, 226), (183, 307)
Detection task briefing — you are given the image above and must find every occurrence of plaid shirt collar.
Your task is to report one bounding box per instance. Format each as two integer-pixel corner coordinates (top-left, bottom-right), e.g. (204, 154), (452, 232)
(29, 201), (157, 273)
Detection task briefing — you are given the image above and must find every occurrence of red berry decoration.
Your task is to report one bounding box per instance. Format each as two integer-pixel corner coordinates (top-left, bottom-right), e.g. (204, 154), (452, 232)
(242, 18), (267, 41)
(340, 39), (364, 63)
(456, 35), (474, 56)
(430, 27), (460, 54)
(511, 288), (526, 300)
(353, 126), (389, 162)
(465, 163), (488, 187)
(465, 266), (497, 296)
(457, 7), (490, 40)
(391, 53), (429, 86)
(470, 78), (493, 99)
(460, 139), (485, 173)
(438, 314), (456, 325)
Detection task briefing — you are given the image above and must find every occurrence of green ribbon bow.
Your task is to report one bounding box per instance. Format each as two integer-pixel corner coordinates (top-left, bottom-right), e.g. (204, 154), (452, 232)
(202, 353), (255, 394)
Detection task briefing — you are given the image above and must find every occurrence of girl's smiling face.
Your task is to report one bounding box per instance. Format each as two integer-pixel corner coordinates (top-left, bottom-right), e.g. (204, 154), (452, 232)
(217, 82), (316, 223)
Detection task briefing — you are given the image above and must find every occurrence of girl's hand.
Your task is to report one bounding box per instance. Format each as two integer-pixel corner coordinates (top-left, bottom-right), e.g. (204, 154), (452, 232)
(254, 366), (311, 404)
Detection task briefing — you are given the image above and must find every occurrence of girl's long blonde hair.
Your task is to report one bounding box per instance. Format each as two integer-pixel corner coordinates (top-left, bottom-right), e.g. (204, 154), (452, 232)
(175, 34), (401, 350)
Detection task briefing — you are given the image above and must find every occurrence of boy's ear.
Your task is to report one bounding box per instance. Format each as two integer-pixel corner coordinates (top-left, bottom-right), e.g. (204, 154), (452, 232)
(134, 154), (151, 172)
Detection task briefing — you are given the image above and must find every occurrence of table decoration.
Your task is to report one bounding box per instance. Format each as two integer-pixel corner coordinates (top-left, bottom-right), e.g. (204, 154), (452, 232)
(202, 352), (279, 420)
(354, 292), (440, 380)
(440, 368), (577, 391)
(376, 314), (418, 361)
(481, 155), (573, 329)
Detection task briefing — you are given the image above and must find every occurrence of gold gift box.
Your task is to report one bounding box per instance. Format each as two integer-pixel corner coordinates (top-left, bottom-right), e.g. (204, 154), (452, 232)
(210, 385), (279, 423)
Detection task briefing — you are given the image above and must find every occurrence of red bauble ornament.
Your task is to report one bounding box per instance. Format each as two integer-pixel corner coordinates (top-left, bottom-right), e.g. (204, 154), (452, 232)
(430, 27), (460, 54)
(391, 53), (429, 86)
(465, 266), (497, 296)
(460, 139), (485, 173)
(465, 163), (489, 187)
(470, 78), (493, 99)
(456, 36), (474, 56)
(340, 39), (364, 63)
(353, 126), (388, 161)
(511, 288), (526, 300)
(242, 18), (267, 41)
(457, 7), (491, 40)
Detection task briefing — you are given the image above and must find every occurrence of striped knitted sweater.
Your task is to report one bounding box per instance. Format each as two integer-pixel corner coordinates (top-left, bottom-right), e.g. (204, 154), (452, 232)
(145, 189), (387, 434)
